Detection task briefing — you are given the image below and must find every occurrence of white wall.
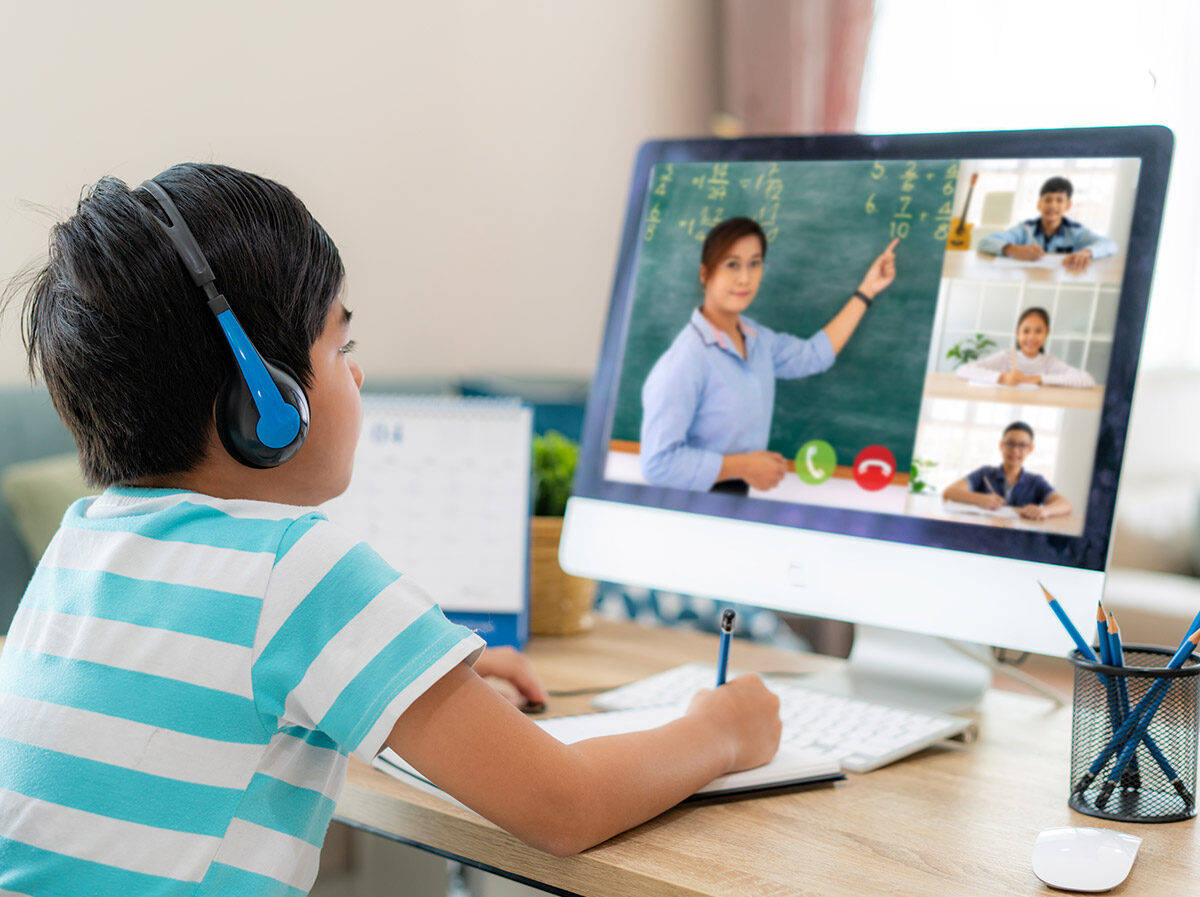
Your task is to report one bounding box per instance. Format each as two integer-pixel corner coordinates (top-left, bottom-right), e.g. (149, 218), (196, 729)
(0, 0), (721, 387)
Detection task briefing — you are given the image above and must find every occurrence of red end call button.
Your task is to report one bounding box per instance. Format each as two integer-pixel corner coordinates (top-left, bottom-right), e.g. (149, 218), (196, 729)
(853, 446), (896, 492)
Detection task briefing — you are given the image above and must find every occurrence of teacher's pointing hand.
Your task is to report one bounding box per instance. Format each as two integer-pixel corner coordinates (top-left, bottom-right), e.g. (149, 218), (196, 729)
(857, 237), (900, 300)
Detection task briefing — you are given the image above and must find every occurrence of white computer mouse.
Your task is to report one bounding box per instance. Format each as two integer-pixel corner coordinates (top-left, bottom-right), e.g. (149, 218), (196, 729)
(1031, 826), (1142, 892)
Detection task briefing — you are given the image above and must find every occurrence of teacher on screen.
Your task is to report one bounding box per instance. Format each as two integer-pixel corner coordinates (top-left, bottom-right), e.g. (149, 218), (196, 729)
(639, 217), (899, 495)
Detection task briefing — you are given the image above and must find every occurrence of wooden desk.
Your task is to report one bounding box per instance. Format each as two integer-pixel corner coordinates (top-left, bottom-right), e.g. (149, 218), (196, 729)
(924, 371), (1105, 411)
(905, 493), (1085, 536)
(333, 620), (1199, 896)
(941, 251), (1126, 285)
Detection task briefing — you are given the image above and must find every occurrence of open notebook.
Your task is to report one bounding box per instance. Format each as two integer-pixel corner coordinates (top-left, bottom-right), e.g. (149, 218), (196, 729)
(374, 704), (844, 804)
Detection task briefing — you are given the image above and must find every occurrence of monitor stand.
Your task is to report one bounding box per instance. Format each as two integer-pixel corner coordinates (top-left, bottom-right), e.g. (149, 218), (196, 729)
(797, 624), (994, 715)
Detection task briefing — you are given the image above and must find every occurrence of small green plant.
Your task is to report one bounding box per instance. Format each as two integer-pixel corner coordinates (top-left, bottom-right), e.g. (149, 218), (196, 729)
(946, 333), (998, 366)
(532, 431), (580, 517)
(909, 458), (938, 494)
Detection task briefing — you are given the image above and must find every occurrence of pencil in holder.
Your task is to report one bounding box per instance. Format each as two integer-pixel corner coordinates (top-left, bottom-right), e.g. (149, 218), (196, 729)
(1067, 645), (1199, 823)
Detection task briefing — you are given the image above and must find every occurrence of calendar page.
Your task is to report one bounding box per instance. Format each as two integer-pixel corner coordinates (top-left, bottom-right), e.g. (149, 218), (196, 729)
(323, 396), (532, 646)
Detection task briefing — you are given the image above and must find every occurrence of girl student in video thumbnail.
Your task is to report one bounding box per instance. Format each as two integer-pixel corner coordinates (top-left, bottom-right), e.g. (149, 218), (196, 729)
(639, 217), (899, 496)
(942, 421), (1072, 521)
(954, 306), (1095, 388)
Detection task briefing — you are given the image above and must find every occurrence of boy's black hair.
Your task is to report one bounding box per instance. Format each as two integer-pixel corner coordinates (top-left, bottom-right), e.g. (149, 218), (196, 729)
(1039, 176), (1073, 198)
(1003, 421), (1035, 441)
(16, 163), (344, 487)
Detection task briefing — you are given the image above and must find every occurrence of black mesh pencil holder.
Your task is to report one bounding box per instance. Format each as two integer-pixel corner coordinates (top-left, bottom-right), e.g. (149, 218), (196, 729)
(1068, 645), (1199, 823)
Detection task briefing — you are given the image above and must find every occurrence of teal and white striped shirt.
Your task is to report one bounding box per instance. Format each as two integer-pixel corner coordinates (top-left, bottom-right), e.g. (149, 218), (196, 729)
(0, 487), (484, 896)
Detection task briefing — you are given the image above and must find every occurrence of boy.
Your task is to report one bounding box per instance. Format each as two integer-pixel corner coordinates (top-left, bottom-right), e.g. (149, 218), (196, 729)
(0, 164), (781, 894)
(942, 422), (1072, 521)
(977, 176), (1117, 272)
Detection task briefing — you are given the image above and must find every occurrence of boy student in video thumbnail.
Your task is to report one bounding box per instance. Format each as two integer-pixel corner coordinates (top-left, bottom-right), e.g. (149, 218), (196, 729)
(640, 217), (898, 496)
(0, 164), (786, 892)
(955, 306), (1096, 388)
(942, 421), (1072, 521)
(977, 176), (1116, 272)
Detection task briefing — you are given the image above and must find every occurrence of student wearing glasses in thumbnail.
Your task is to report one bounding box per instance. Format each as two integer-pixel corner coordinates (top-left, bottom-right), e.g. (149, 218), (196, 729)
(942, 421), (1072, 520)
(976, 176), (1117, 273)
(639, 217), (899, 495)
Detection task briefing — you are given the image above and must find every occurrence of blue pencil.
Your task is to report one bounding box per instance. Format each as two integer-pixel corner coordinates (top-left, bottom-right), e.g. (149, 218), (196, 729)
(1039, 582), (1099, 662)
(1095, 604), (1124, 743)
(1080, 629), (1200, 805)
(1105, 612), (1139, 787)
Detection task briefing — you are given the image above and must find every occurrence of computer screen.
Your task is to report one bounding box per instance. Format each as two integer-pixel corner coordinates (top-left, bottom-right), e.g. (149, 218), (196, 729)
(561, 127), (1172, 663)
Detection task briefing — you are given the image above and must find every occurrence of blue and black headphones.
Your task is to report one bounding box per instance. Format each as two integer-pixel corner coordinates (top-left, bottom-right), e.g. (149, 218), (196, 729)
(137, 178), (309, 469)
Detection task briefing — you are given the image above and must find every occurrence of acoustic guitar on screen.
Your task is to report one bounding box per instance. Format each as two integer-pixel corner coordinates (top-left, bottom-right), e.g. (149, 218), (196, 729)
(945, 172), (978, 251)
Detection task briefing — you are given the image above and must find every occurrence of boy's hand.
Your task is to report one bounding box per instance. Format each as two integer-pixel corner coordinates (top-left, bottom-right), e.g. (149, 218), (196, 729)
(1005, 243), (1045, 261)
(1018, 504), (1050, 520)
(686, 674), (781, 773)
(975, 493), (1006, 510)
(474, 647), (549, 708)
(1062, 249), (1092, 272)
(857, 238), (900, 298)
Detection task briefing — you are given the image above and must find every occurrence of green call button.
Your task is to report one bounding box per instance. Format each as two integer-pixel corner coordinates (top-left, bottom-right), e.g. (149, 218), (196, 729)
(795, 439), (837, 485)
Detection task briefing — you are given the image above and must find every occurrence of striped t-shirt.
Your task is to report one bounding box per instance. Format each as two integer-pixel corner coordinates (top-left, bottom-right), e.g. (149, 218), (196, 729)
(0, 487), (485, 897)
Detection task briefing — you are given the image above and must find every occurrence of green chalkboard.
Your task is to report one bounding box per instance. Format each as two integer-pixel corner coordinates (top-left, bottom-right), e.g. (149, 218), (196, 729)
(612, 159), (959, 474)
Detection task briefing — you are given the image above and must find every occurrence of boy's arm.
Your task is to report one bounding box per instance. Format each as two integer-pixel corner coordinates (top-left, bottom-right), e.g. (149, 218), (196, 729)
(976, 224), (1025, 256)
(1074, 226), (1117, 259)
(386, 663), (780, 856)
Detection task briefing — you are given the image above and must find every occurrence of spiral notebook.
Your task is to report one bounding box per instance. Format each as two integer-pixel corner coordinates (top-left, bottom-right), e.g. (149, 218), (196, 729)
(322, 395), (533, 646)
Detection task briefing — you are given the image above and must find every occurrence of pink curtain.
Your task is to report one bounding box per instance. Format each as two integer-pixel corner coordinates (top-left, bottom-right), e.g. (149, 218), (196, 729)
(722, 0), (875, 135)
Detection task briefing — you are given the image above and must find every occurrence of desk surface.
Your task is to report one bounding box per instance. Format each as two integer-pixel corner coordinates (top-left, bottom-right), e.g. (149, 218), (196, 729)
(904, 493), (1085, 536)
(334, 620), (1198, 897)
(941, 251), (1126, 285)
(924, 371), (1106, 411)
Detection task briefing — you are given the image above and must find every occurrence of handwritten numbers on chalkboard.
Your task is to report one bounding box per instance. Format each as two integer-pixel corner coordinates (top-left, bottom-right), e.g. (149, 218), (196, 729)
(653, 164), (675, 196)
(934, 165), (960, 239)
(645, 165), (676, 242)
(644, 204), (664, 242)
(900, 161), (919, 193)
(865, 193), (878, 215)
(871, 161), (886, 180)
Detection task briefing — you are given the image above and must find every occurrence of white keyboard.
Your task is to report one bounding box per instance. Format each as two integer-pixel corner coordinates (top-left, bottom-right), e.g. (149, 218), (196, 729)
(591, 663), (976, 773)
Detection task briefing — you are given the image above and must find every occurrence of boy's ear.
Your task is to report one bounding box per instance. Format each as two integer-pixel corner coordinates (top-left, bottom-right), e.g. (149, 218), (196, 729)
(699, 265), (708, 287)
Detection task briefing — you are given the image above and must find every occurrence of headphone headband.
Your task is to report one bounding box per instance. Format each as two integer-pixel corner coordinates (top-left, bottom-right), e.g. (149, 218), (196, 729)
(135, 176), (308, 462)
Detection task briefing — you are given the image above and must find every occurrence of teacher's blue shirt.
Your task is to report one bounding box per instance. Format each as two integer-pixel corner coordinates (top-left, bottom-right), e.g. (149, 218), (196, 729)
(640, 308), (835, 491)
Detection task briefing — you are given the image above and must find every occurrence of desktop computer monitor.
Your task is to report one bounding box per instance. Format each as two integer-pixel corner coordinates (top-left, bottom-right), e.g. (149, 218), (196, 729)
(560, 126), (1172, 707)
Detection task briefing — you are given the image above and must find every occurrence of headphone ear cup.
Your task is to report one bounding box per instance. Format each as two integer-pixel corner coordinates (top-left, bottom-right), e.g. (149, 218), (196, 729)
(215, 359), (310, 469)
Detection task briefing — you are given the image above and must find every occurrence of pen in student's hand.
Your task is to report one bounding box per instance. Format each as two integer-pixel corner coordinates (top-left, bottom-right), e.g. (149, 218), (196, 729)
(716, 609), (736, 687)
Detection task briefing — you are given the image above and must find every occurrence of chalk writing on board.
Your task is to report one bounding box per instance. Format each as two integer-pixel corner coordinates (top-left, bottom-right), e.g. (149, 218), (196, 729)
(934, 162), (959, 241)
